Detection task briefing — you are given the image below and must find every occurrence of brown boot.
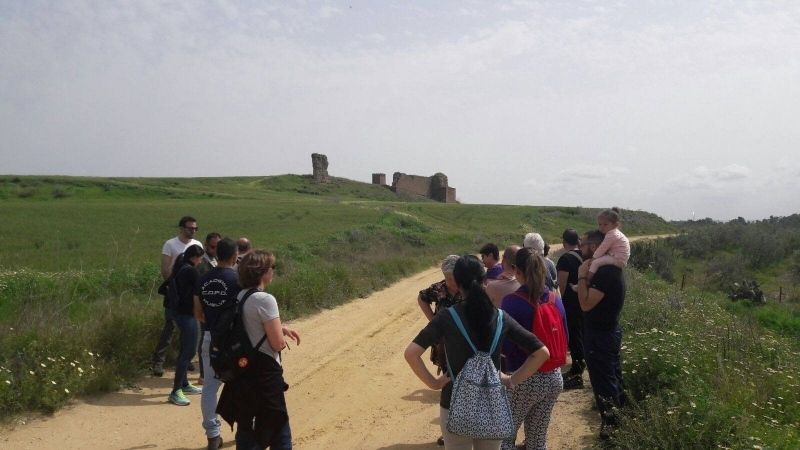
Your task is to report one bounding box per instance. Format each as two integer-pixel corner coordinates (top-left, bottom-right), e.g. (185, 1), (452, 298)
(207, 435), (223, 450)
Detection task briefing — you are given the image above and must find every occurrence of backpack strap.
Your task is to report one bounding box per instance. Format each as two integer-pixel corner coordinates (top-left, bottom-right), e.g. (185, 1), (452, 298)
(444, 308), (504, 380)
(488, 310), (504, 354)
(238, 288), (268, 351)
(447, 307), (477, 354)
(567, 249), (584, 264)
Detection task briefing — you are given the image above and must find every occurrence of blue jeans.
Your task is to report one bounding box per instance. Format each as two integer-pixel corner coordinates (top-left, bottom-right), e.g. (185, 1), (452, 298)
(236, 420), (292, 450)
(172, 313), (198, 392)
(201, 332), (222, 437)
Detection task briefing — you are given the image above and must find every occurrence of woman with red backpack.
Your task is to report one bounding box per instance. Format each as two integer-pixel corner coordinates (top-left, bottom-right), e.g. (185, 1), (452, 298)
(500, 247), (567, 450)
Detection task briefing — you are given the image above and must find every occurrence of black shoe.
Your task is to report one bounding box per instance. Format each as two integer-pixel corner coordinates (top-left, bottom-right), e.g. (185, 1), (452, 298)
(566, 360), (585, 377)
(152, 363), (164, 377)
(207, 435), (223, 450)
(437, 436), (444, 446)
(563, 374), (584, 390)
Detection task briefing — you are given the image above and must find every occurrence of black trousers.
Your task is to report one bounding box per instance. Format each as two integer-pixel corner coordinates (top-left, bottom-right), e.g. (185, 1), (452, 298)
(563, 296), (584, 364)
(584, 326), (625, 425)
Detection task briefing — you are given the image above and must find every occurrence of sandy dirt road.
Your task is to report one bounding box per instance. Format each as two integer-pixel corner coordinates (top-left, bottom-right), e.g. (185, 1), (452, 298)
(1, 260), (604, 450)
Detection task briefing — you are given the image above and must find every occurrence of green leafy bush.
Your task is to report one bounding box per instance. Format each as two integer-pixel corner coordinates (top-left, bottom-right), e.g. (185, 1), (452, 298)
(613, 271), (800, 449)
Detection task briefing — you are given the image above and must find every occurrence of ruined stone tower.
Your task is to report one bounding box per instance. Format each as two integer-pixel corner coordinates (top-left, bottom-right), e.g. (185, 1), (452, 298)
(311, 153), (329, 183)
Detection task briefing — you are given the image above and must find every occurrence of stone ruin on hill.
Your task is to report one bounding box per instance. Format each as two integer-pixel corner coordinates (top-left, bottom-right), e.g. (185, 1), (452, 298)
(373, 171), (456, 203)
(309, 153), (456, 203)
(311, 153), (329, 183)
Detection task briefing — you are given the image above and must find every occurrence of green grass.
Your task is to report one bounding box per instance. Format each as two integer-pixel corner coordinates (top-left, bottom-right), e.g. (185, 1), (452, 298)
(0, 174), (675, 417)
(614, 271), (800, 449)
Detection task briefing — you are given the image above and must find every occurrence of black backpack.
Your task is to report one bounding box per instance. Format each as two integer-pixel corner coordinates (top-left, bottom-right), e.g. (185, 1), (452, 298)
(209, 288), (267, 383)
(163, 264), (190, 311)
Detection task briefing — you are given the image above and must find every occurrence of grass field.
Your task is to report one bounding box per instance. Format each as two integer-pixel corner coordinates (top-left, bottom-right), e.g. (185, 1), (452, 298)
(0, 174), (674, 417)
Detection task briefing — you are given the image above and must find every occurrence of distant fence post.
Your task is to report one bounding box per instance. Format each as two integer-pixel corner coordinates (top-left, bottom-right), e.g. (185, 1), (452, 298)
(680, 273), (686, 291)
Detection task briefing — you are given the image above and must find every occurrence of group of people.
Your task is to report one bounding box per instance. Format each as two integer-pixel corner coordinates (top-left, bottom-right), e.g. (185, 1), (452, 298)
(152, 216), (299, 450)
(151, 207), (629, 450)
(408, 207), (630, 449)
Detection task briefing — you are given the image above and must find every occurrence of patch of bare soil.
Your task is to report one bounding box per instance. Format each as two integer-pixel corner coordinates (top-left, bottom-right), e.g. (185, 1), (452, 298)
(1, 264), (600, 449)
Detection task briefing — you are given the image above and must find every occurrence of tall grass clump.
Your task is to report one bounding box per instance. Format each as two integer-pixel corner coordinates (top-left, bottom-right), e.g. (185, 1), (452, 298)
(613, 271), (800, 449)
(0, 268), (163, 416)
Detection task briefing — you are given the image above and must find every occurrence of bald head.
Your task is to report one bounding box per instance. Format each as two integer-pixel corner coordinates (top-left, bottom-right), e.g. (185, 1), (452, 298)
(502, 245), (521, 272)
(237, 237), (252, 255)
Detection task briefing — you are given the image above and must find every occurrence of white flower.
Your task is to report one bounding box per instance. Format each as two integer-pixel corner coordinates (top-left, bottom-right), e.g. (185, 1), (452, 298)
(50, 380), (56, 385)
(4, 380), (10, 385)
(64, 388), (69, 394)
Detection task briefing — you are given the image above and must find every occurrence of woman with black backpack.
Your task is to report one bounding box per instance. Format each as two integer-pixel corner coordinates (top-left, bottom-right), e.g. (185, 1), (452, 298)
(168, 244), (205, 406)
(405, 255), (550, 449)
(217, 250), (300, 450)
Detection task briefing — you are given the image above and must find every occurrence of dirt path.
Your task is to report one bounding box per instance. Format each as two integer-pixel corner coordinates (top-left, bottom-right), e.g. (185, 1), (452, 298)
(3, 232), (670, 449)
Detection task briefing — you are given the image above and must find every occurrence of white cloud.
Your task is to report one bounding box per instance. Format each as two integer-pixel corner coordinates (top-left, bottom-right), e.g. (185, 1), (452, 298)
(1, 1), (799, 220)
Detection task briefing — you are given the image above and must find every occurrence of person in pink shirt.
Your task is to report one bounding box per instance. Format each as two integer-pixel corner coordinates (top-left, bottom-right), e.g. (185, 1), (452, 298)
(588, 207), (630, 281)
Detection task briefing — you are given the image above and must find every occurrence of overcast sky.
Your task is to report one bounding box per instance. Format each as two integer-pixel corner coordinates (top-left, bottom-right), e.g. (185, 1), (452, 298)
(1, 1), (799, 220)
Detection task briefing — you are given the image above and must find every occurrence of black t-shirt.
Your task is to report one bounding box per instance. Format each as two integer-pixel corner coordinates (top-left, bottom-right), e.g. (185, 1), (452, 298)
(412, 303), (544, 409)
(174, 264), (200, 316)
(194, 267), (241, 332)
(585, 265), (625, 331)
(556, 250), (583, 303)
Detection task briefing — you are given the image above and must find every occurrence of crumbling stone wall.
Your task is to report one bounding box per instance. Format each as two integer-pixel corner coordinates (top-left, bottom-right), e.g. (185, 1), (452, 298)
(311, 153), (329, 183)
(372, 173), (387, 186)
(391, 172), (456, 203)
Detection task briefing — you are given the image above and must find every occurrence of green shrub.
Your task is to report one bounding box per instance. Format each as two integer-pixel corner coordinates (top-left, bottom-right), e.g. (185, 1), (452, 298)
(613, 271), (800, 449)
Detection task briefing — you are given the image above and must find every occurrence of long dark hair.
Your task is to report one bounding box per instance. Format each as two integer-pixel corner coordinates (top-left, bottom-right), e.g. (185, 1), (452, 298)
(453, 255), (495, 346)
(515, 247), (546, 305)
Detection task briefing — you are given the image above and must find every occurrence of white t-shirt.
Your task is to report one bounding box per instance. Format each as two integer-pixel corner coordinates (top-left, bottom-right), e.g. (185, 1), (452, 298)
(238, 290), (282, 365)
(162, 237), (203, 265)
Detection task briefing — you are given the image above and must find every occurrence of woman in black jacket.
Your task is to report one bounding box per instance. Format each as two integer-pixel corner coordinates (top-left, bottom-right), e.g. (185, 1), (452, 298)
(168, 244), (205, 406)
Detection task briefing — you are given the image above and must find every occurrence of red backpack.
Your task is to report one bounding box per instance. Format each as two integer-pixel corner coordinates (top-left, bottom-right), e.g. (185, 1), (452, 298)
(511, 290), (567, 372)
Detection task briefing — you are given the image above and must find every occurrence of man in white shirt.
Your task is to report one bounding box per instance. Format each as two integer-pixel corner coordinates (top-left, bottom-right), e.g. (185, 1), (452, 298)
(152, 216), (204, 377)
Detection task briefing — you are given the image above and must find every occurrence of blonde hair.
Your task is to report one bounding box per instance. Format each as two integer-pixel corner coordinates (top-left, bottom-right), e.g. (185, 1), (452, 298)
(238, 250), (276, 288)
(598, 207), (622, 225)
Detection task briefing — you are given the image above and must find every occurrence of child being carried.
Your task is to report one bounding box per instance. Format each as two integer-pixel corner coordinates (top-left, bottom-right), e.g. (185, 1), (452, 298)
(588, 207), (630, 281)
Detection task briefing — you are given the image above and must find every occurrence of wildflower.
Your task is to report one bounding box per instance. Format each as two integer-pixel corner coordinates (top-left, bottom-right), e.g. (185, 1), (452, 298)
(64, 388), (69, 394)
(28, 370), (35, 375)
(70, 362), (75, 367)
(4, 380), (10, 385)
(50, 380), (56, 385)
(87, 351), (94, 357)
(40, 363), (46, 368)
(77, 367), (83, 373)
(690, 401), (696, 408)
